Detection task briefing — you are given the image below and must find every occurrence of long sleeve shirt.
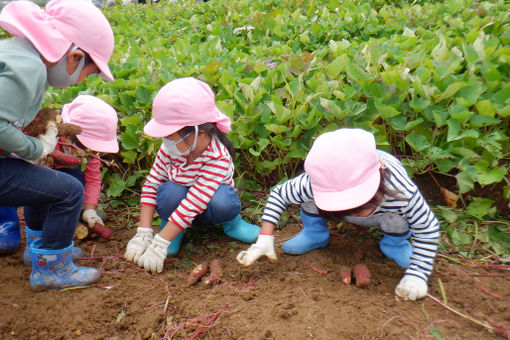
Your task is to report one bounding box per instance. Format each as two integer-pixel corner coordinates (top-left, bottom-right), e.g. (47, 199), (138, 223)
(54, 139), (102, 206)
(141, 136), (234, 229)
(0, 38), (47, 160)
(261, 150), (440, 282)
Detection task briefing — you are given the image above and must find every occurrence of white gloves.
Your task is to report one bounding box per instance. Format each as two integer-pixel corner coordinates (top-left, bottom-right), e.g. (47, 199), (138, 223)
(82, 209), (103, 228)
(137, 234), (170, 273)
(37, 123), (58, 158)
(395, 275), (428, 300)
(236, 234), (277, 266)
(124, 227), (154, 263)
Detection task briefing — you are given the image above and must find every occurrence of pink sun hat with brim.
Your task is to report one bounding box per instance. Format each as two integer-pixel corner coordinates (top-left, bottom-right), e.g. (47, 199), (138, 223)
(304, 128), (381, 212)
(144, 77), (232, 138)
(0, 0), (114, 81)
(62, 95), (119, 153)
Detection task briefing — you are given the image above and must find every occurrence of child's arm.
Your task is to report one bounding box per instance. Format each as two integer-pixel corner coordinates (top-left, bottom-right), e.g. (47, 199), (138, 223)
(396, 191), (440, 300)
(237, 173), (314, 266)
(82, 158), (103, 227)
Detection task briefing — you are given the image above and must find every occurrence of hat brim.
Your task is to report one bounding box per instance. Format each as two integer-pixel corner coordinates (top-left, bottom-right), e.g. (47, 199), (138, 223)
(90, 55), (114, 82)
(143, 118), (184, 138)
(77, 134), (119, 153)
(312, 169), (381, 212)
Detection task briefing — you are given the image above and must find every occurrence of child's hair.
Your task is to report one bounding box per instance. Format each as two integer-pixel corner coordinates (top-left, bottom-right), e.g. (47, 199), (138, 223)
(317, 168), (396, 221)
(179, 123), (234, 159)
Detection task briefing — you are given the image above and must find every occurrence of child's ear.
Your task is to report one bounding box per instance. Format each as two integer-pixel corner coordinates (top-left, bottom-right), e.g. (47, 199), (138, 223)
(66, 50), (85, 75)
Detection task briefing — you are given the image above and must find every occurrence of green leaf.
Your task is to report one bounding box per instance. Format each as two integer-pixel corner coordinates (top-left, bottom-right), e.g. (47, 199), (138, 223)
(405, 132), (430, 152)
(474, 161), (506, 186)
(466, 197), (494, 220)
(455, 83), (483, 107)
(346, 61), (371, 83)
(456, 171), (475, 194)
(474, 100), (497, 117)
(326, 55), (348, 79)
(433, 82), (466, 103)
(448, 227), (472, 247)
(121, 125), (140, 150)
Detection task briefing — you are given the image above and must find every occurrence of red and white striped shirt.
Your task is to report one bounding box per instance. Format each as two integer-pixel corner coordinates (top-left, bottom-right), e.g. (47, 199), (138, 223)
(141, 136), (234, 229)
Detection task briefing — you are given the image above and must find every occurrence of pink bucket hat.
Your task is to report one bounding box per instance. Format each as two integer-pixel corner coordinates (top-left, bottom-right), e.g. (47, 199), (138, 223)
(304, 128), (381, 211)
(62, 95), (119, 153)
(0, 0), (114, 81)
(144, 77), (231, 138)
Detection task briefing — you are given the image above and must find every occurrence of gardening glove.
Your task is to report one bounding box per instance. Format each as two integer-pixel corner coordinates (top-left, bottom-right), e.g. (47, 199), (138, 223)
(137, 234), (170, 273)
(37, 123), (58, 158)
(124, 227), (154, 263)
(82, 209), (104, 228)
(236, 234), (277, 267)
(395, 275), (428, 301)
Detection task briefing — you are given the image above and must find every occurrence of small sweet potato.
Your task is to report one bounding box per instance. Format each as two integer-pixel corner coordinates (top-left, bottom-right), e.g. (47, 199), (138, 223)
(338, 265), (352, 285)
(187, 263), (208, 286)
(353, 264), (371, 288)
(203, 259), (223, 286)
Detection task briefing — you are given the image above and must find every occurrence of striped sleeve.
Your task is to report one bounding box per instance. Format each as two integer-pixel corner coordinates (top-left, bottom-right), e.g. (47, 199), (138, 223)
(140, 147), (171, 207)
(402, 190), (440, 282)
(261, 173), (314, 225)
(378, 151), (440, 282)
(169, 156), (231, 228)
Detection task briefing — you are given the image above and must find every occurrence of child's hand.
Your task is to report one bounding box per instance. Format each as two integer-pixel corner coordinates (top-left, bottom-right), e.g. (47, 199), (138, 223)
(137, 234), (170, 273)
(395, 275), (428, 300)
(236, 234), (277, 266)
(124, 227), (154, 262)
(82, 209), (103, 228)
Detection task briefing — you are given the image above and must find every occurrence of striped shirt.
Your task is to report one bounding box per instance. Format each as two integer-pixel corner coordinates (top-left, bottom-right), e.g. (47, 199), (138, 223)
(141, 136), (234, 229)
(261, 150), (440, 282)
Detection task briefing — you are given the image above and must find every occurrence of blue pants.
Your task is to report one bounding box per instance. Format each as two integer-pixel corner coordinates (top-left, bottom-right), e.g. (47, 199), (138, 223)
(0, 158), (83, 249)
(156, 181), (240, 225)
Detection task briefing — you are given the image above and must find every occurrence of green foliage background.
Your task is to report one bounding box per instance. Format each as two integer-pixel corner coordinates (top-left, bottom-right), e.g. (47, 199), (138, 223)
(3, 0), (510, 257)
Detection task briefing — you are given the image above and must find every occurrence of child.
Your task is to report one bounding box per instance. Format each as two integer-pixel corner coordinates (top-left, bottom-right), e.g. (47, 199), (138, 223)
(0, 0), (114, 289)
(124, 77), (260, 273)
(237, 128), (440, 301)
(23, 95), (119, 265)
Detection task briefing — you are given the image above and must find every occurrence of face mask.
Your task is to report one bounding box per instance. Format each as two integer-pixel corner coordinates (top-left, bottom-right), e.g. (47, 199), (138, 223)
(47, 46), (86, 89)
(162, 126), (199, 157)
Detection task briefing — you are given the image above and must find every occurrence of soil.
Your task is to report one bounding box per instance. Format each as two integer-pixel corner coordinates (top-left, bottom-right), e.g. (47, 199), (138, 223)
(1, 176), (509, 339)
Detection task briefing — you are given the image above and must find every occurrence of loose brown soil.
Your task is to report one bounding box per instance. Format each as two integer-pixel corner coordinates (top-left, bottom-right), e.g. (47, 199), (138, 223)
(1, 216), (509, 340)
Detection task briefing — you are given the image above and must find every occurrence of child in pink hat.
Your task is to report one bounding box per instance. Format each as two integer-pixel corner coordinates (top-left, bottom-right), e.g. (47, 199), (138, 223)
(124, 77), (261, 273)
(0, 0), (115, 289)
(22, 95), (119, 266)
(237, 128), (440, 301)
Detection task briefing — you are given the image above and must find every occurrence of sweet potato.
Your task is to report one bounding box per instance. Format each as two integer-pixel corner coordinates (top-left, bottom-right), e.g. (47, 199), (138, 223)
(74, 223), (89, 240)
(203, 259), (223, 286)
(92, 223), (112, 239)
(187, 262), (208, 286)
(49, 150), (81, 166)
(338, 265), (352, 285)
(352, 264), (371, 288)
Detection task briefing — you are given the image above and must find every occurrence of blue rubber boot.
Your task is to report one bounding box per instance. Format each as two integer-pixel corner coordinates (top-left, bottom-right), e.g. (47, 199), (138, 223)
(222, 214), (260, 243)
(29, 239), (100, 290)
(283, 209), (329, 255)
(0, 207), (20, 253)
(379, 231), (412, 268)
(160, 220), (184, 256)
(24, 226), (84, 265)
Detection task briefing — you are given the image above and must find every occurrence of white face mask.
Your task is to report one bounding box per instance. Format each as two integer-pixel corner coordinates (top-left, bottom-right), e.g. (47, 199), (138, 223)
(162, 126), (198, 157)
(47, 46), (86, 89)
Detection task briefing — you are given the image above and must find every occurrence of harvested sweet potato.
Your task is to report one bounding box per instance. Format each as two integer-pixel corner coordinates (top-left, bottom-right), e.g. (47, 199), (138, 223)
(338, 265), (352, 285)
(187, 262), (208, 286)
(74, 223), (89, 240)
(353, 264), (371, 288)
(203, 259), (223, 286)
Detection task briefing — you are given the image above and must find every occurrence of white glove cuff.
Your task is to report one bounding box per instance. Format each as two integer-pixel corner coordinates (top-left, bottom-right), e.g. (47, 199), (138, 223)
(153, 234), (171, 249)
(136, 227), (154, 241)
